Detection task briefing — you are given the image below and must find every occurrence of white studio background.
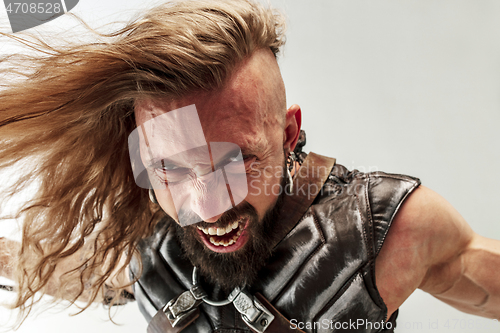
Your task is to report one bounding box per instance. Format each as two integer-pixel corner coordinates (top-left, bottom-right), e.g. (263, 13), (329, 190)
(1, 0), (500, 332)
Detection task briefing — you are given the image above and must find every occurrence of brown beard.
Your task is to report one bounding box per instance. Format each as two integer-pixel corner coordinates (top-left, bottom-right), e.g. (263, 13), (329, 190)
(172, 175), (287, 292)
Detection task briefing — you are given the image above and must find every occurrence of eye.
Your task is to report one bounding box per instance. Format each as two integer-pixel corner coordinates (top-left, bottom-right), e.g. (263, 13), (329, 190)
(243, 155), (258, 173)
(243, 155), (256, 163)
(154, 166), (191, 184)
(157, 162), (180, 171)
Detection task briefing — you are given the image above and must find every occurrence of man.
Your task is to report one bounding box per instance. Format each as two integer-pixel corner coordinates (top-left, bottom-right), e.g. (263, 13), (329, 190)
(0, 0), (499, 332)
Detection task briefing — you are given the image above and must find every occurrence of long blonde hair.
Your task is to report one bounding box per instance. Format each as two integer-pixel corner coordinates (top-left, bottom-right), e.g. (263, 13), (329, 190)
(0, 0), (285, 322)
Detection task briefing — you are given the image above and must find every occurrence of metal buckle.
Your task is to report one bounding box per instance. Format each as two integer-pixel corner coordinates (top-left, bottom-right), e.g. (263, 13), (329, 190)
(163, 267), (274, 332)
(163, 284), (206, 328)
(228, 287), (274, 333)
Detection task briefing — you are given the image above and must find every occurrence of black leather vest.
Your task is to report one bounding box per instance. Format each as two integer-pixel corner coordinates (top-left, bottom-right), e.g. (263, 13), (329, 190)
(131, 156), (420, 333)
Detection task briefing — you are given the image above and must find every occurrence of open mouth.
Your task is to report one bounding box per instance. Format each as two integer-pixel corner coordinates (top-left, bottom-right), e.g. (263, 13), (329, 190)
(196, 217), (249, 253)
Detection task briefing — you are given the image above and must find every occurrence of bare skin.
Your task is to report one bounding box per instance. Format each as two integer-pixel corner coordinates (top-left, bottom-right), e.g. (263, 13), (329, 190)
(0, 238), (16, 282)
(1, 49), (500, 320)
(376, 185), (500, 319)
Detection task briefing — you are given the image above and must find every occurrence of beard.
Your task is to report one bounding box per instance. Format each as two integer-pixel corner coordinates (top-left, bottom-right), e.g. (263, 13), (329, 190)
(172, 170), (287, 292)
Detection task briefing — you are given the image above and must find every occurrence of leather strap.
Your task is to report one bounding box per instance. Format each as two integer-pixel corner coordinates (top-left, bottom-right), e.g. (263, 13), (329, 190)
(272, 152), (336, 249)
(147, 308), (200, 333)
(253, 293), (306, 333)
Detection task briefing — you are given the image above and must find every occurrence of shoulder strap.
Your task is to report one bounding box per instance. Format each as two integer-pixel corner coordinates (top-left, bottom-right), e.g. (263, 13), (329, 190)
(272, 152), (336, 249)
(366, 172), (421, 254)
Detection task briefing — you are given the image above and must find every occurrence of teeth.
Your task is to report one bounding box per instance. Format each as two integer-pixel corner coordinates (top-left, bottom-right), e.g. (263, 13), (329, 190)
(209, 234), (238, 247)
(198, 218), (246, 247)
(197, 218), (243, 237)
(210, 237), (218, 246)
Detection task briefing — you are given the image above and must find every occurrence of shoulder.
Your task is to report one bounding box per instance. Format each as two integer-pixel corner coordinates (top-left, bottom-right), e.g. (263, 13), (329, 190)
(375, 185), (475, 317)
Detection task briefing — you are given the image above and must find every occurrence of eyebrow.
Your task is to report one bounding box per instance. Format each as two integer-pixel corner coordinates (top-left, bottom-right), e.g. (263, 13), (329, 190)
(146, 145), (209, 170)
(239, 148), (255, 157)
(147, 145), (247, 170)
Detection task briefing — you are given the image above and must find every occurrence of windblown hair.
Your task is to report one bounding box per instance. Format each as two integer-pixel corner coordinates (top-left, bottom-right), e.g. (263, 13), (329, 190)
(0, 0), (285, 323)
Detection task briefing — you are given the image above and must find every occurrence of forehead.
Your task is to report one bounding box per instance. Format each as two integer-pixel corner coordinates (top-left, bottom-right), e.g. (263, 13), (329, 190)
(134, 49), (285, 153)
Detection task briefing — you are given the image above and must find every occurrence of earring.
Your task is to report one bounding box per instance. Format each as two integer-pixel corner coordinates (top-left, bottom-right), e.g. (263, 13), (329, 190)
(286, 152), (296, 195)
(286, 168), (294, 194)
(149, 188), (158, 204)
(287, 151), (297, 171)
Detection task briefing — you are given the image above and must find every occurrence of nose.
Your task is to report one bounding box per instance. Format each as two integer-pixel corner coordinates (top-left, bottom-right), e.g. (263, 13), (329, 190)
(186, 171), (232, 223)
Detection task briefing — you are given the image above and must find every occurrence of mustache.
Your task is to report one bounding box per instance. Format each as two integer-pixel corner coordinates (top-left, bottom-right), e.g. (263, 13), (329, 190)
(182, 200), (257, 229)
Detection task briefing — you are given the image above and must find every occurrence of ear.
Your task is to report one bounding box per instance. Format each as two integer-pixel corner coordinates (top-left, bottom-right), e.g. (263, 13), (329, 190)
(283, 104), (302, 155)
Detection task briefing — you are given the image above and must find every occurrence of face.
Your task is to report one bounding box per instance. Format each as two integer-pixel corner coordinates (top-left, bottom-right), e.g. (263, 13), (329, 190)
(134, 49), (301, 289)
